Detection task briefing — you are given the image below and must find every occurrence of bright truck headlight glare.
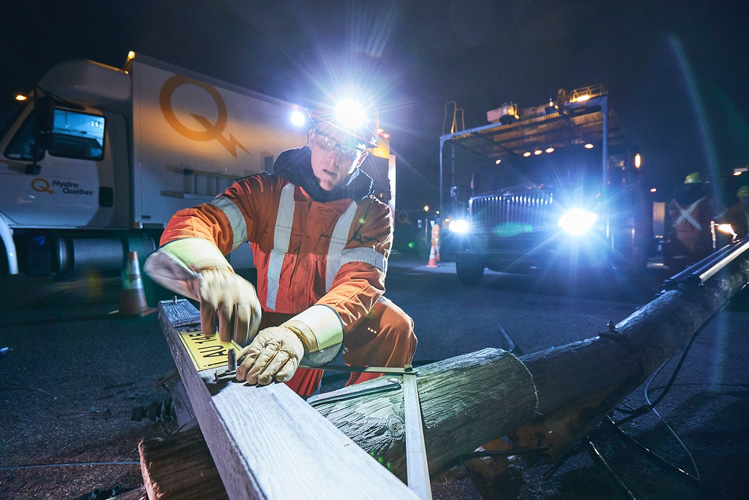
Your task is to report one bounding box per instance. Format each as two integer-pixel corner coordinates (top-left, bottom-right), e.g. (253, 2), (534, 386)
(558, 209), (598, 235)
(449, 219), (471, 234)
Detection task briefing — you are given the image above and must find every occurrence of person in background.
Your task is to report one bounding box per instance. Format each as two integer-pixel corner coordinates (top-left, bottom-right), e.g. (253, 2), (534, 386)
(723, 185), (749, 239)
(145, 101), (417, 397)
(664, 172), (716, 273)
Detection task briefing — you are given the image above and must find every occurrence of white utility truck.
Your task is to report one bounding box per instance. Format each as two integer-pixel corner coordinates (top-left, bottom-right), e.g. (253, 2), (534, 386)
(0, 52), (395, 279)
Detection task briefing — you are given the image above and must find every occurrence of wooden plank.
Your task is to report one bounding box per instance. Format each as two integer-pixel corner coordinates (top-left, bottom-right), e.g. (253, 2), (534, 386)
(158, 299), (417, 500)
(139, 427), (227, 499)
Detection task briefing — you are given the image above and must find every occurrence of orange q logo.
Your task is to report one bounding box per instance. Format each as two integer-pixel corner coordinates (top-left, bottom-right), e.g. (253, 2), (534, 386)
(31, 178), (53, 194)
(159, 75), (250, 157)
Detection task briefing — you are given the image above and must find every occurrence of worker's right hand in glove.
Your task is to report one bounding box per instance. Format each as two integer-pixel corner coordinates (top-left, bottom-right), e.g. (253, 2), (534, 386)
(195, 268), (262, 345)
(235, 326), (305, 385)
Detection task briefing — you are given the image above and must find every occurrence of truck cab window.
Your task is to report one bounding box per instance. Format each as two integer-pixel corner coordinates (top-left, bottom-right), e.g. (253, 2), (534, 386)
(3, 108), (105, 162)
(45, 109), (105, 161)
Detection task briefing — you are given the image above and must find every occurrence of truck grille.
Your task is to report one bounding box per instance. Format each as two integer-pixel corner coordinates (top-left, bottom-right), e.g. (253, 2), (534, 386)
(470, 192), (554, 233)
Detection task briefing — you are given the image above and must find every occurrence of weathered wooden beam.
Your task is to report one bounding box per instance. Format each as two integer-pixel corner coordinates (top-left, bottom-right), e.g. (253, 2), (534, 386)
(158, 300), (417, 500)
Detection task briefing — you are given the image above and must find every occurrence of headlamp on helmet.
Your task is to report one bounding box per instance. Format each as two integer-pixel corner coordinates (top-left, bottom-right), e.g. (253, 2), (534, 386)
(310, 100), (378, 150)
(684, 172), (702, 184)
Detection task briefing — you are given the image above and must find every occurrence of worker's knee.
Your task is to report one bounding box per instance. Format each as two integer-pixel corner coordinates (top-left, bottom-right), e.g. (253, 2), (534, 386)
(372, 297), (417, 349)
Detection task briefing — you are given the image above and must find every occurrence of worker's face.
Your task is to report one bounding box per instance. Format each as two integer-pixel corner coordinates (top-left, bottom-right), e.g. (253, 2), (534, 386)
(309, 130), (368, 191)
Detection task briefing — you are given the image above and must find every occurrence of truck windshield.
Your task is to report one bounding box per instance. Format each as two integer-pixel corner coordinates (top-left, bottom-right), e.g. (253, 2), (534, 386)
(472, 147), (603, 193)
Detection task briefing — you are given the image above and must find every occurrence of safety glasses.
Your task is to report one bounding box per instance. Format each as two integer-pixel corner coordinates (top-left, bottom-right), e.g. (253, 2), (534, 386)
(312, 130), (365, 164)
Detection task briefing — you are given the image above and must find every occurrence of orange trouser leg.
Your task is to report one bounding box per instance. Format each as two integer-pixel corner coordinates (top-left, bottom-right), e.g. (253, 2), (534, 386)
(269, 298), (418, 397)
(342, 297), (418, 386)
(284, 367), (324, 397)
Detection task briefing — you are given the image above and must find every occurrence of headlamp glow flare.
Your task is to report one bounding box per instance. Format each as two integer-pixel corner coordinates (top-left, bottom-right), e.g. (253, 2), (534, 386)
(335, 99), (367, 129)
(558, 209), (598, 235)
(449, 219), (471, 234)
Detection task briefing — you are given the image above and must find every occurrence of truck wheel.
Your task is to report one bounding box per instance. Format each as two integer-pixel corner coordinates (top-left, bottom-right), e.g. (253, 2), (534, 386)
(456, 258), (484, 287)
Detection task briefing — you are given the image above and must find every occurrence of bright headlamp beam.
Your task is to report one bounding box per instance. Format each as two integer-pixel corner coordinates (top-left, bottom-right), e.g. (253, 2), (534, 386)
(558, 209), (598, 235)
(335, 99), (366, 129)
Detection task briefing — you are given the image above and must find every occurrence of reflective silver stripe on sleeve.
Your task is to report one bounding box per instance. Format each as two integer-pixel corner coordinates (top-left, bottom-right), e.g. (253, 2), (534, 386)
(266, 183), (296, 310)
(209, 196), (247, 251)
(325, 201), (358, 291)
(340, 247), (387, 273)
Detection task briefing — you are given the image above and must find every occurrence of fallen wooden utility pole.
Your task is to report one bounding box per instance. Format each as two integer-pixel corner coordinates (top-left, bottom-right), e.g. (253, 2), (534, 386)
(512, 241), (749, 462)
(157, 299), (418, 500)
(312, 241), (749, 478)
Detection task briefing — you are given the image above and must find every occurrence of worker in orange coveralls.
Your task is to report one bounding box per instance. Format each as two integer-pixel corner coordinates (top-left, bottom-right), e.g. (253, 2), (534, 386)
(145, 102), (417, 397)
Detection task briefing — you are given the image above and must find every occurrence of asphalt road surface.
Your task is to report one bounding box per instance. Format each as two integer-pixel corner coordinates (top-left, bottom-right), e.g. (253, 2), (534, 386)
(1, 255), (747, 499)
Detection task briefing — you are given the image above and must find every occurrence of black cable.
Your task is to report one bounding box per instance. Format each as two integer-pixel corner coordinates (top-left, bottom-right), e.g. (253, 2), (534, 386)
(605, 417), (732, 499)
(584, 437), (637, 500)
(613, 330), (699, 425)
(609, 331), (702, 479)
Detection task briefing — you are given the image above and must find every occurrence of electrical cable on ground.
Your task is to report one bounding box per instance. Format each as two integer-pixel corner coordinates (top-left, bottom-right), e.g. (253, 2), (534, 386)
(604, 417), (732, 500)
(544, 327), (722, 498)
(584, 437), (636, 500)
(612, 331), (701, 479)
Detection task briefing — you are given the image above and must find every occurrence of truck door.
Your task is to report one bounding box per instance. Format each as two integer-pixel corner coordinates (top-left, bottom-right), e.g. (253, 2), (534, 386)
(0, 104), (123, 229)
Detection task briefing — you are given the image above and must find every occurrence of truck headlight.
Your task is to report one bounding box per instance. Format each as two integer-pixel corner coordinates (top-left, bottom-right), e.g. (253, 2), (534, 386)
(449, 219), (471, 234)
(558, 209), (598, 235)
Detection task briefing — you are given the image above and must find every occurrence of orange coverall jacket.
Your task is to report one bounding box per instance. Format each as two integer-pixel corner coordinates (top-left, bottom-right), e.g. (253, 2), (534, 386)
(159, 147), (416, 395)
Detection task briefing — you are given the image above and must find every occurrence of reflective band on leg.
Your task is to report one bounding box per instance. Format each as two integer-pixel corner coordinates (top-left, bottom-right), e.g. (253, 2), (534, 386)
(266, 184), (295, 310)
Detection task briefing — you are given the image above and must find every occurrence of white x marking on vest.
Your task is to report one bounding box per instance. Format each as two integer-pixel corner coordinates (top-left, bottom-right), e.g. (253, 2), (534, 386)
(674, 196), (706, 230)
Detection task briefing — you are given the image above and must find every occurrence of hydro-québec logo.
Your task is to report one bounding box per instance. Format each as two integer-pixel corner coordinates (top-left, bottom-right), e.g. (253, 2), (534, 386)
(52, 180), (94, 196)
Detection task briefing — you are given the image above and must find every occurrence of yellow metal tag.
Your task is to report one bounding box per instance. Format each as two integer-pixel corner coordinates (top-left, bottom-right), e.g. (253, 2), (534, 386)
(178, 329), (242, 372)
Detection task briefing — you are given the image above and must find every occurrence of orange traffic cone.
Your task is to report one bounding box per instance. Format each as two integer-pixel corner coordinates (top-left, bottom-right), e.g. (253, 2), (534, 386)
(427, 245), (438, 268)
(115, 251), (154, 317)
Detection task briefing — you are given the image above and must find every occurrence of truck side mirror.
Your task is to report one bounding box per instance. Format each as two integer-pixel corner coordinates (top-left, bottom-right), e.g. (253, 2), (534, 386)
(24, 163), (41, 175)
(35, 96), (56, 135)
(24, 95), (56, 174)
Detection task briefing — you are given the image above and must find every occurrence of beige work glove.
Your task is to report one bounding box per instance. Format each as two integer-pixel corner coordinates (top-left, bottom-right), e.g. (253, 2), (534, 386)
(143, 239), (262, 345)
(195, 268), (262, 345)
(236, 326), (305, 385)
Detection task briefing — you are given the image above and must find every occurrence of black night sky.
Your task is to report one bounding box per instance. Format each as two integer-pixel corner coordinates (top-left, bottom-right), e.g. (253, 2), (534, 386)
(2, 0), (748, 210)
